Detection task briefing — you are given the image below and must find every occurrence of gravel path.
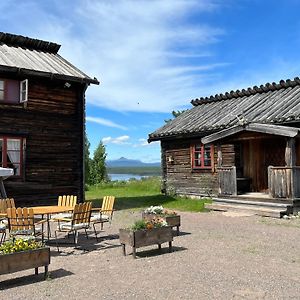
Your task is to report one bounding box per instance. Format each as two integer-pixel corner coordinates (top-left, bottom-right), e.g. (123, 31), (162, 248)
(1, 210), (300, 299)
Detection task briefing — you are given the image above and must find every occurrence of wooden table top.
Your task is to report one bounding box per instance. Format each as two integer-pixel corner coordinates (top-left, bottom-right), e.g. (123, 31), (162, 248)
(0, 206), (73, 217)
(30, 206), (74, 215)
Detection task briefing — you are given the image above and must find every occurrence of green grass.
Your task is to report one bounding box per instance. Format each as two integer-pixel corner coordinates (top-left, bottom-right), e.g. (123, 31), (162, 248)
(85, 177), (211, 212)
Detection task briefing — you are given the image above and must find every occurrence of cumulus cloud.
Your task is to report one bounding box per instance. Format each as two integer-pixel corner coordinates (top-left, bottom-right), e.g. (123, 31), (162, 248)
(133, 138), (160, 147)
(86, 116), (127, 130)
(4, 0), (224, 113)
(102, 135), (130, 145)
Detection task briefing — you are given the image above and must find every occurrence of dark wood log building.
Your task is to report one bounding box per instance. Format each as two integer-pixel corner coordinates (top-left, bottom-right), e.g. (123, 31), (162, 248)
(149, 78), (300, 217)
(0, 32), (99, 205)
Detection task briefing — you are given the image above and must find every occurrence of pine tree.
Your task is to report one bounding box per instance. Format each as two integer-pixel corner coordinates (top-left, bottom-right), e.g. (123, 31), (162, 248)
(90, 141), (108, 184)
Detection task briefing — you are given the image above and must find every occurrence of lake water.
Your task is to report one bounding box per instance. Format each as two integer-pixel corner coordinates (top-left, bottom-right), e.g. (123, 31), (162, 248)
(108, 173), (150, 181)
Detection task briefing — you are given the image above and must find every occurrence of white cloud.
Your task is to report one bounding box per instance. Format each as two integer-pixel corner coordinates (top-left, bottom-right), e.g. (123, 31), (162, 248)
(9, 0), (223, 113)
(102, 135), (130, 145)
(86, 116), (127, 130)
(133, 138), (160, 147)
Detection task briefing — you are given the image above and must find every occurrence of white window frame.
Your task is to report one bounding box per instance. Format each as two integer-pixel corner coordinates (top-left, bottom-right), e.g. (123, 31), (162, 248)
(19, 79), (28, 103)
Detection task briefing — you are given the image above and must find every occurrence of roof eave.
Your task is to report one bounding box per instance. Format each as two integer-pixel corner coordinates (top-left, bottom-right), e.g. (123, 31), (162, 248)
(0, 65), (100, 85)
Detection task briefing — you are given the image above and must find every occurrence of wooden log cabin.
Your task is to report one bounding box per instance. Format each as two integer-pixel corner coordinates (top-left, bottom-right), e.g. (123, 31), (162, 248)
(0, 32), (99, 205)
(149, 78), (300, 217)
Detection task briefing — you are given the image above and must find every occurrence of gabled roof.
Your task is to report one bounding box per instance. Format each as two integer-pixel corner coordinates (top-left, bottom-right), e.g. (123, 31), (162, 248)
(0, 32), (99, 84)
(148, 77), (300, 142)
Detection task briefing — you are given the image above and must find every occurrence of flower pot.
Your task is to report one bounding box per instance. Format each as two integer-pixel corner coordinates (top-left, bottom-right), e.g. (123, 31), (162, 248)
(0, 247), (50, 279)
(142, 213), (181, 235)
(119, 226), (173, 258)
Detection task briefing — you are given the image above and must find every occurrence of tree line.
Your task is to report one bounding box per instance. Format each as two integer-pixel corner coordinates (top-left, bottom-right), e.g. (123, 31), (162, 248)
(84, 133), (108, 185)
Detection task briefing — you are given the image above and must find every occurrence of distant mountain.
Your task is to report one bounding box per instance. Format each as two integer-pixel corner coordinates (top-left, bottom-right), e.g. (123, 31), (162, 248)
(106, 157), (160, 168)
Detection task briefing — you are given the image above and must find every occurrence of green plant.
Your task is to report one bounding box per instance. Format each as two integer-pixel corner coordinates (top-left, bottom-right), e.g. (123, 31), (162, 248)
(0, 238), (44, 255)
(130, 218), (168, 231)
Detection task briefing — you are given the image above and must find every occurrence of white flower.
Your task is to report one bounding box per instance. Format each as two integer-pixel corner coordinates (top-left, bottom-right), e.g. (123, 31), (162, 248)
(144, 205), (164, 214)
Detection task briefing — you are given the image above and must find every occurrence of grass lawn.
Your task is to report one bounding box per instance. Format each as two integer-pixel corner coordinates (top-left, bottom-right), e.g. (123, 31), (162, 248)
(85, 177), (211, 212)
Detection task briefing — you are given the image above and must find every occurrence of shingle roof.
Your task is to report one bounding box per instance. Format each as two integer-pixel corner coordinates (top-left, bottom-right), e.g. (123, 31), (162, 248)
(148, 77), (300, 141)
(0, 32), (99, 84)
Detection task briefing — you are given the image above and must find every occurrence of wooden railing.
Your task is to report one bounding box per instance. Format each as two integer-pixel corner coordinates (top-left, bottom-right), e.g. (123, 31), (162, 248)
(217, 166), (237, 196)
(268, 166), (300, 199)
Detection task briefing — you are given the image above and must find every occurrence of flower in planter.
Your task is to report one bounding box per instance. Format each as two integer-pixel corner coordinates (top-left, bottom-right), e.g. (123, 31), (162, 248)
(144, 205), (164, 215)
(131, 218), (168, 231)
(144, 206), (177, 216)
(0, 238), (44, 255)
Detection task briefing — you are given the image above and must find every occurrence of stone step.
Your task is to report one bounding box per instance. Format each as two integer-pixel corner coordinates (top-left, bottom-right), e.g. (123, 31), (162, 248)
(213, 197), (291, 208)
(205, 202), (288, 218)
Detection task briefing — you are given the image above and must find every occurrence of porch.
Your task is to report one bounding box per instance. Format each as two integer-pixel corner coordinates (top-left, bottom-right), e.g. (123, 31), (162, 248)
(202, 123), (300, 217)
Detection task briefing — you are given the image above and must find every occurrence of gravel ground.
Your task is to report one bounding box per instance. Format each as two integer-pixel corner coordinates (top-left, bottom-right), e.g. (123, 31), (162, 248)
(1, 210), (300, 299)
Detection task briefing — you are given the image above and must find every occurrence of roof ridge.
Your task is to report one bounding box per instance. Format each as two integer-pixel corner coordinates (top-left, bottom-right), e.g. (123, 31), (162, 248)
(191, 77), (300, 106)
(0, 32), (60, 54)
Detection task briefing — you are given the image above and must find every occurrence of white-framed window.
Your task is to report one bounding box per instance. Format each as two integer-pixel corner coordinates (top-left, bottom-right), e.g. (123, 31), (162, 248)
(0, 78), (28, 104)
(20, 79), (28, 103)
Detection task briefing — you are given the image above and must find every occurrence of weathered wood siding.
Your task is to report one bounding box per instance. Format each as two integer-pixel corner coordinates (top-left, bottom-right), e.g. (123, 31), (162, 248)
(161, 139), (236, 197)
(0, 74), (85, 205)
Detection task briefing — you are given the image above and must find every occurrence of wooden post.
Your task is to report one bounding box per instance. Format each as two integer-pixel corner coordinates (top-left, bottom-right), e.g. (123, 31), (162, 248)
(285, 138), (296, 199)
(285, 138), (296, 167)
(217, 144), (222, 168)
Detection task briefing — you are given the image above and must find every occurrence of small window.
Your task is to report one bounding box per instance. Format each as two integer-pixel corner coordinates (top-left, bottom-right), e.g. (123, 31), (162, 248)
(0, 136), (25, 177)
(191, 143), (213, 169)
(0, 78), (28, 104)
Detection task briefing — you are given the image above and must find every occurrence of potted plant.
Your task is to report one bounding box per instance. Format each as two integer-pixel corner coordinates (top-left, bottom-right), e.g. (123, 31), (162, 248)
(142, 206), (181, 235)
(0, 238), (50, 279)
(119, 218), (173, 258)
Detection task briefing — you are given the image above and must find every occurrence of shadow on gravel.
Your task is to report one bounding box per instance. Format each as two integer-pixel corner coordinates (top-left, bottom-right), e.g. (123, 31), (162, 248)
(49, 233), (121, 256)
(0, 268), (74, 290)
(128, 246), (188, 259)
(176, 231), (191, 237)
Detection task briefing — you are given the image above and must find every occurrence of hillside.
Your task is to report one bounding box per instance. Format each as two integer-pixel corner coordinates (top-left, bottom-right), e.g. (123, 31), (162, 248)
(106, 157), (160, 168)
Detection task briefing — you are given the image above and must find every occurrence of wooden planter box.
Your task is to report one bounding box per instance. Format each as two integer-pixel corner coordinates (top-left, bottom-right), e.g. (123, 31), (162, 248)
(142, 213), (181, 235)
(0, 247), (50, 279)
(119, 226), (173, 258)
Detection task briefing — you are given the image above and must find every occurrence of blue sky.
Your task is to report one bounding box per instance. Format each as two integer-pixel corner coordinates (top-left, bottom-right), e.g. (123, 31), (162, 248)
(1, 0), (300, 162)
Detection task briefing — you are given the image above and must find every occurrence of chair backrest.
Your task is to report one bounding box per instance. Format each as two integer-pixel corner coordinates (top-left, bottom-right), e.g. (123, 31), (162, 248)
(58, 195), (77, 207)
(72, 202), (92, 225)
(0, 198), (15, 214)
(101, 196), (115, 217)
(7, 207), (35, 232)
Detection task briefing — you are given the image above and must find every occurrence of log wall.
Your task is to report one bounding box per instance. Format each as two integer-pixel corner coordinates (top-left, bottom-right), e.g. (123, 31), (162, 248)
(0, 73), (85, 206)
(161, 139), (236, 197)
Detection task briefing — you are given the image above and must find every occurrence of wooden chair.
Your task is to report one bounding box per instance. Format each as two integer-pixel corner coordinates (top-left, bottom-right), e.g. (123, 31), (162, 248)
(54, 202), (92, 251)
(7, 207), (46, 242)
(0, 198), (15, 243)
(91, 196), (115, 232)
(50, 195), (77, 220)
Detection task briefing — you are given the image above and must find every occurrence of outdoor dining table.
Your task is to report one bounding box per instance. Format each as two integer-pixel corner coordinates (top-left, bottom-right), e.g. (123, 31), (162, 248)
(31, 206), (74, 241)
(0, 205), (74, 241)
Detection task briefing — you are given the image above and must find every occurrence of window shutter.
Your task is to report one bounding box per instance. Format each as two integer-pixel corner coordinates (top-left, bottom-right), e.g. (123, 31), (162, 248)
(19, 79), (28, 103)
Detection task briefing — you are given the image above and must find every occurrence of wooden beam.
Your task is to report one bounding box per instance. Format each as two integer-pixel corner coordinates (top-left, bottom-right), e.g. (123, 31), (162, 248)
(285, 138), (296, 167)
(217, 144), (222, 167)
(202, 123), (299, 144)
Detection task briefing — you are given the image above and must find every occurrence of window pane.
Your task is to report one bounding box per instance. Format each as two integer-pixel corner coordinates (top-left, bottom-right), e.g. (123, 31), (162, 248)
(195, 144), (201, 151)
(0, 80), (3, 90)
(0, 90), (4, 100)
(7, 139), (21, 151)
(204, 146), (211, 166)
(7, 139), (21, 165)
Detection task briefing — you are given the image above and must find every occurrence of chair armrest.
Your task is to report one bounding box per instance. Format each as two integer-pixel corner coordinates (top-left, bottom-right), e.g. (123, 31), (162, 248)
(35, 219), (48, 225)
(52, 217), (72, 222)
(91, 207), (101, 211)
